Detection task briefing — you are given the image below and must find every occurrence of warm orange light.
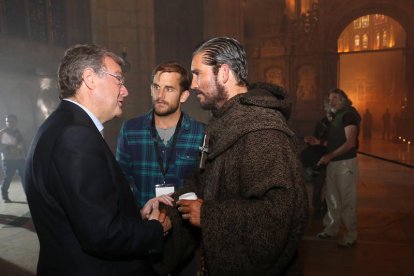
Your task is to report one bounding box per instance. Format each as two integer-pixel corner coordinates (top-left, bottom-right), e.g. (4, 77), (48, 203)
(338, 14), (405, 52)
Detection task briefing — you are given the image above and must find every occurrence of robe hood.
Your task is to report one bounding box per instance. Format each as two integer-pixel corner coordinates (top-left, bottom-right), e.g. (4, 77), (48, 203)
(208, 82), (295, 160)
(242, 82), (292, 120)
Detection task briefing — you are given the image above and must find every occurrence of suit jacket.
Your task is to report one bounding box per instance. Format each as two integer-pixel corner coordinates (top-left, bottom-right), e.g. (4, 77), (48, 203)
(25, 101), (163, 275)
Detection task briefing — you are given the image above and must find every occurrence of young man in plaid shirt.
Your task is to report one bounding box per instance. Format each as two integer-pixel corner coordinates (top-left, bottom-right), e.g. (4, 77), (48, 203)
(116, 61), (205, 207)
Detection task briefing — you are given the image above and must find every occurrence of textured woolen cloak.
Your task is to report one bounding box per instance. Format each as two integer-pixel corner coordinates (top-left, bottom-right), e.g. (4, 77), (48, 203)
(155, 83), (308, 276)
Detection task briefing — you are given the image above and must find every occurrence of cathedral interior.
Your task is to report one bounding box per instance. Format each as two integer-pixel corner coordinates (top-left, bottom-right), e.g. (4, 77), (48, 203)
(1, 0), (414, 275)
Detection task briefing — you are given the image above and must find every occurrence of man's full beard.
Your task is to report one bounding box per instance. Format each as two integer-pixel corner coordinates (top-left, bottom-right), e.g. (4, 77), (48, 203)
(196, 79), (229, 111)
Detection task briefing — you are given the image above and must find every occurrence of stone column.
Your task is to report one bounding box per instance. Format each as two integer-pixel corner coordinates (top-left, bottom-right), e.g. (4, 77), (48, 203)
(90, 0), (156, 151)
(203, 0), (244, 41)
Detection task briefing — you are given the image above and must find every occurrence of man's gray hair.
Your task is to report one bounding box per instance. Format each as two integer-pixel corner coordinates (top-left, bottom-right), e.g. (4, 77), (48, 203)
(58, 44), (125, 99)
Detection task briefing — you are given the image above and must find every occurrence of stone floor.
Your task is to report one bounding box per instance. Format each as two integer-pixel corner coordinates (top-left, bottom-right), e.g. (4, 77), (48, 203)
(0, 137), (414, 275)
(300, 137), (414, 276)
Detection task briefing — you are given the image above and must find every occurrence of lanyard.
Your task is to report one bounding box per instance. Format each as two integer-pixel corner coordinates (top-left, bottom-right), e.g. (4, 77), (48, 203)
(151, 111), (183, 184)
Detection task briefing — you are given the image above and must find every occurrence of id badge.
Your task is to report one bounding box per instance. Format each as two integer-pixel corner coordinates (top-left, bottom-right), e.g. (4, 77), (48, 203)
(155, 183), (175, 197)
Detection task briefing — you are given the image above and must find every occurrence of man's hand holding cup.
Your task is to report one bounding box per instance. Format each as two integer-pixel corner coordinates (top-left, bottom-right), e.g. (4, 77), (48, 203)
(177, 192), (203, 227)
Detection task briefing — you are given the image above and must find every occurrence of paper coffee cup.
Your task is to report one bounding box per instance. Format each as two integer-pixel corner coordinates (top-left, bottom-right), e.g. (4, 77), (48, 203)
(179, 192), (197, 200)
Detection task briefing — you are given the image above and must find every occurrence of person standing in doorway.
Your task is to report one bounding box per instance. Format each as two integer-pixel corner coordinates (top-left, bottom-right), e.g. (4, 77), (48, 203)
(382, 108), (391, 140)
(363, 108), (373, 139)
(392, 112), (400, 141)
(0, 114), (26, 203)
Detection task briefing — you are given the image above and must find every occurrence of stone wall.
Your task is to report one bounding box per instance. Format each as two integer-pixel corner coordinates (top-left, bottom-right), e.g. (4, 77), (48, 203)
(3, 0), (414, 149)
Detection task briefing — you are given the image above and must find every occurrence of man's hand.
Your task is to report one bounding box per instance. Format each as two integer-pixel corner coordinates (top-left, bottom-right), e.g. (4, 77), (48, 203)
(177, 198), (203, 227)
(317, 152), (334, 166)
(159, 210), (172, 235)
(147, 201), (172, 235)
(304, 135), (320, 146)
(316, 124), (358, 166)
(140, 194), (174, 219)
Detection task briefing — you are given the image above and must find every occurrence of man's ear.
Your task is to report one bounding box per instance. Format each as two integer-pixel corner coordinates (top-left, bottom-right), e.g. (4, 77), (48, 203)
(82, 68), (95, 89)
(219, 64), (230, 84)
(180, 90), (190, 103)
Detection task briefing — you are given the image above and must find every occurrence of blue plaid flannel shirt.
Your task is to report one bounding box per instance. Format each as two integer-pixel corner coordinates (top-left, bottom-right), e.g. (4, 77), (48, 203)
(116, 110), (205, 207)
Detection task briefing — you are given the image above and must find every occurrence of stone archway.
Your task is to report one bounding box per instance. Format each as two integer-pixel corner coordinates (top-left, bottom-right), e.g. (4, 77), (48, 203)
(337, 15), (406, 139)
(324, 0), (414, 100)
(322, 0), (414, 139)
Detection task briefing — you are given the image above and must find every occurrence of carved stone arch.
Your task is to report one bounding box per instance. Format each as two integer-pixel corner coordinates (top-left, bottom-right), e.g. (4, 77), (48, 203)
(325, 1), (414, 50)
(322, 0), (414, 138)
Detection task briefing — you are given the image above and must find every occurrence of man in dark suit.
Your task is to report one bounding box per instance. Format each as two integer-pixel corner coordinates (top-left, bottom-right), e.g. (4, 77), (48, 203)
(25, 44), (172, 275)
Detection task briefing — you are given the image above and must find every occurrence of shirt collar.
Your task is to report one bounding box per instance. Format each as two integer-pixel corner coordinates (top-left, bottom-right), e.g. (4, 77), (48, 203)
(145, 109), (189, 131)
(63, 99), (104, 133)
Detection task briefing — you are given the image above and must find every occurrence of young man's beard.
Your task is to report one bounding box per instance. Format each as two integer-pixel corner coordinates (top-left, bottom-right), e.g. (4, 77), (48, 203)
(153, 101), (180, 117)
